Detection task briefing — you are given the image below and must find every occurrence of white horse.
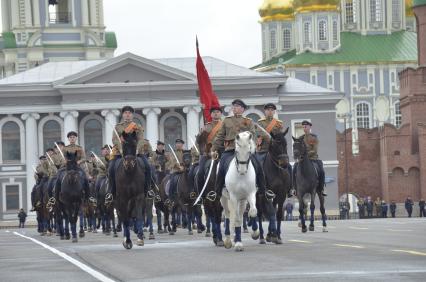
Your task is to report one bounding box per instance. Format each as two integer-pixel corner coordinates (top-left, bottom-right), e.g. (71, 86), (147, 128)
(221, 131), (259, 252)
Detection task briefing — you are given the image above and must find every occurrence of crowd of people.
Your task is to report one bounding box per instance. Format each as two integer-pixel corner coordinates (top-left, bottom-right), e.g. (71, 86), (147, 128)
(356, 196), (425, 219)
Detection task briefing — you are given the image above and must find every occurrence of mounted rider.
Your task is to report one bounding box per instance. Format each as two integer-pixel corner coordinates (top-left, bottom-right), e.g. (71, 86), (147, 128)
(47, 141), (65, 202)
(292, 120), (326, 196)
(166, 138), (185, 201)
(107, 105), (152, 199)
(210, 99), (270, 201)
(196, 106), (223, 193)
(256, 103), (293, 195)
(30, 155), (49, 211)
(150, 140), (171, 181)
(94, 145), (109, 193)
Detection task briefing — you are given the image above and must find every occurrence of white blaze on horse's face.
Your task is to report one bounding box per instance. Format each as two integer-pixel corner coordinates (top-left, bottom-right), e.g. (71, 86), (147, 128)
(235, 132), (253, 175)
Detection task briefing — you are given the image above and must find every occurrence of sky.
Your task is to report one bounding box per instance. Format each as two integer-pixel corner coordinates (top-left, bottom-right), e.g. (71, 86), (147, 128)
(0, 0), (264, 67)
(103, 0), (264, 67)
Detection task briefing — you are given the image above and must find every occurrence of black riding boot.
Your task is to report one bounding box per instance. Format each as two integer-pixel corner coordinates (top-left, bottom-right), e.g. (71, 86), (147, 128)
(137, 155), (153, 197)
(197, 155), (208, 193)
(290, 163), (298, 197)
(107, 157), (119, 196)
(314, 160), (326, 196)
(214, 150), (234, 199)
(250, 155), (267, 195)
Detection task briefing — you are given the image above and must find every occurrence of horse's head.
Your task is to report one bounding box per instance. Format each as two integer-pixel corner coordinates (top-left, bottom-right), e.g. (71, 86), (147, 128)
(270, 127), (289, 167)
(196, 131), (209, 155)
(292, 136), (306, 161)
(121, 131), (137, 157)
(66, 151), (78, 170)
(235, 131), (254, 175)
(182, 150), (192, 168)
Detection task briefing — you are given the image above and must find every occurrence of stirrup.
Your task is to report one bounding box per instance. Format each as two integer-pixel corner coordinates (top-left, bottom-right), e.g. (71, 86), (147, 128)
(89, 197), (97, 206)
(206, 191), (217, 202)
(48, 197), (56, 206)
(265, 189), (276, 201)
(147, 190), (155, 199)
(105, 193), (113, 204)
(154, 194), (161, 203)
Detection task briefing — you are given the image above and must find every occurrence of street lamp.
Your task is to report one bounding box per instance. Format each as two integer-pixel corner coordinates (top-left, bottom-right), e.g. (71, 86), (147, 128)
(338, 113), (352, 219)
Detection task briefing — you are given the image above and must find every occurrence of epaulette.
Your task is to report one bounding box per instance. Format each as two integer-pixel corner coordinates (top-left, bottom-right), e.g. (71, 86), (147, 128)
(258, 117), (266, 121)
(225, 116), (233, 119)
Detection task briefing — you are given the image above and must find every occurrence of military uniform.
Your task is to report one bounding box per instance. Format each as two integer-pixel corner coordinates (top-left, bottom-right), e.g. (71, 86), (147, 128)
(62, 144), (86, 164)
(302, 133), (319, 160)
(137, 139), (153, 158)
(151, 149), (170, 172)
(211, 99), (267, 199)
(256, 116), (284, 153)
(95, 156), (108, 192)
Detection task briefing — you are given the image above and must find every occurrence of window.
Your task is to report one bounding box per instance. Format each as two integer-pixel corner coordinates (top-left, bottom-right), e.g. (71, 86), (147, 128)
(283, 29), (291, 49)
(292, 120), (310, 138)
(345, 1), (356, 24)
(395, 102), (402, 128)
(370, 0), (382, 22)
(42, 120), (61, 153)
(48, 0), (71, 24)
(246, 113), (261, 123)
(356, 103), (370, 129)
(6, 185), (19, 211)
(333, 20), (338, 40)
(2, 121), (21, 163)
(304, 22), (311, 43)
(319, 20), (327, 41)
(270, 30), (277, 50)
(392, 0), (401, 21)
(84, 119), (103, 155)
(164, 116), (182, 150)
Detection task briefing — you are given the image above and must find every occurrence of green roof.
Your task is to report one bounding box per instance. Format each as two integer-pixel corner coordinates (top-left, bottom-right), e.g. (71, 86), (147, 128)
(2, 32), (17, 49)
(254, 31), (417, 70)
(413, 0), (426, 7)
(105, 32), (117, 49)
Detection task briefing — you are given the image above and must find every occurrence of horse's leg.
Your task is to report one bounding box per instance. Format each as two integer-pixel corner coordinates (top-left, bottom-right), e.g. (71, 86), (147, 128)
(122, 219), (133, 250)
(265, 199), (278, 243)
(309, 193), (315, 231)
(156, 206), (163, 233)
(65, 215), (70, 239)
(234, 200), (245, 252)
(221, 196), (232, 249)
(299, 196), (307, 233)
(214, 202), (224, 246)
(319, 193), (328, 232)
(205, 212), (212, 237)
(187, 205), (194, 235)
(247, 193), (259, 240)
(276, 198), (284, 244)
(78, 208), (85, 237)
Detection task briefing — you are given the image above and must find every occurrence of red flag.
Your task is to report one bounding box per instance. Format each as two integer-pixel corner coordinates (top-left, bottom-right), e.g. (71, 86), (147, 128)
(196, 37), (220, 123)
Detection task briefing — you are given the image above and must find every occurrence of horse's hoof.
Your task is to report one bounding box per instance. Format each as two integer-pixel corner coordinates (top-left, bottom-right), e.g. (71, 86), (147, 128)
(65, 234), (71, 240)
(123, 240), (133, 250)
(266, 233), (271, 242)
(251, 229), (260, 240)
(93, 229), (97, 234)
(216, 240), (224, 247)
(309, 225), (314, 232)
(302, 227), (308, 233)
(149, 233), (155, 240)
(72, 237), (78, 243)
(259, 238), (266, 244)
(298, 222), (302, 228)
(79, 231), (85, 238)
(323, 227), (328, 233)
(276, 238), (283, 244)
(157, 229), (164, 234)
(137, 239), (144, 246)
(113, 233), (118, 238)
(169, 231), (175, 235)
(243, 228), (249, 233)
(192, 224), (197, 230)
(143, 228), (148, 232)
(197, 229), (203, 234)
(234, 242), (244, 252)
(60, 236), (65, 240)
(271, 235), (279, 244)
(105, 231), (111, 236)
(224, 237), (233, 249)
(188, 230), (193, 235)
(46, 232), (52, 236)
(205, 231), (211, 237)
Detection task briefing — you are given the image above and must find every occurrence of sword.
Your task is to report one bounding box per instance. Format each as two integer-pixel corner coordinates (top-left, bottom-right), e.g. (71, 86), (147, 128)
(107, 145), (113, 154)
(54, 142), (65, 160)
(90, 151), (106, 168)
(32, 165), (37, 173)
(45, 152), (54, 166)
(105, 119), (121, 142)
(189, 136), (199, 154)
(193, 159), (215, 206)
(168, 144), (180, 164)
(254, 122), (271, 139)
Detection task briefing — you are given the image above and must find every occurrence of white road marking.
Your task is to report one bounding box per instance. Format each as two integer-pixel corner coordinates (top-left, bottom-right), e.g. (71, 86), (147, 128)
(333, 244), (365, 249)
(13, 232), (116, 282)
(386, 229), (413, 232)
(288, 239), (312, 244)
(349, 226), (368, 230)
(392, 249), (426, 256)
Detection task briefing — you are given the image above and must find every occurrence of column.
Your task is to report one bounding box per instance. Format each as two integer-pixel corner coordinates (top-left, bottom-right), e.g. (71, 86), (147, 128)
(2, 0), (10, 31)
(81, 0), (89, 26)
(101, 109), (120, 145)
(183, 106), (201, 147)
(71, 0), (77, 27)
(89, 0), (98, 26)
(60, 111), (79, 142)
(24, 0), (33, 27)
(32, 0), (40, 27)
(142, 107), (161, 149)
(21, 113), (40, 213)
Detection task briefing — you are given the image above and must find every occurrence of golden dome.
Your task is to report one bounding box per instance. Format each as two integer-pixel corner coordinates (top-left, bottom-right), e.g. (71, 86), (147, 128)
(293, 0), (340, 13)
(259, 0), (295, 22)
(406, 0), (414, 17)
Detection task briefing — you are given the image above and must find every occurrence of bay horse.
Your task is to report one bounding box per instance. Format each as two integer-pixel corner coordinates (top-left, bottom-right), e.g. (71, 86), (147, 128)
(114, 131), (147, 249)
(55, 151), (85, 242)
(256, 128), (291, 244)
(292, 136), (327, 233)
(221, 131), (258, 252)
(97, 177), (117, 237)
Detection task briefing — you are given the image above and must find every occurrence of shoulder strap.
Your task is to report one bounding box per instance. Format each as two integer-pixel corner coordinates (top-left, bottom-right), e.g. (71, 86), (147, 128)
(265, 118), (278, 133)
(207, 121), (223, 144)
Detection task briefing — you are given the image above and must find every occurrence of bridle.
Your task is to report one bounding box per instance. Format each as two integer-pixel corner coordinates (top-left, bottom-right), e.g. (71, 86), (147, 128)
(235, 142), (253, 174)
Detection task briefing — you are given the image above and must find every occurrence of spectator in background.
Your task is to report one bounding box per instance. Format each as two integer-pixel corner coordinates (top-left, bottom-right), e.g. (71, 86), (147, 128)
(381, 200), (388, 218)
(419, 199), (425, 217)
(357, 198), (365, 219)
(405, 196), (414, 218)
(285, 201), (293, 221)
(18, 208), (27, 228)
(374, 197), (382, 218)
(366, 197), (373, 218)
(390, 200), (397, 218)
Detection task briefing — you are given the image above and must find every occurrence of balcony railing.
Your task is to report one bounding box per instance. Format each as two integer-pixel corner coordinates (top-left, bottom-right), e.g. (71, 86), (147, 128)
(49, 12), (72, 24)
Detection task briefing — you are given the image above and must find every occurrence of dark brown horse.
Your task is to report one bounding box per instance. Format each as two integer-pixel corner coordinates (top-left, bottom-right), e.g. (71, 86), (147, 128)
(114, 131), (147, 249)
